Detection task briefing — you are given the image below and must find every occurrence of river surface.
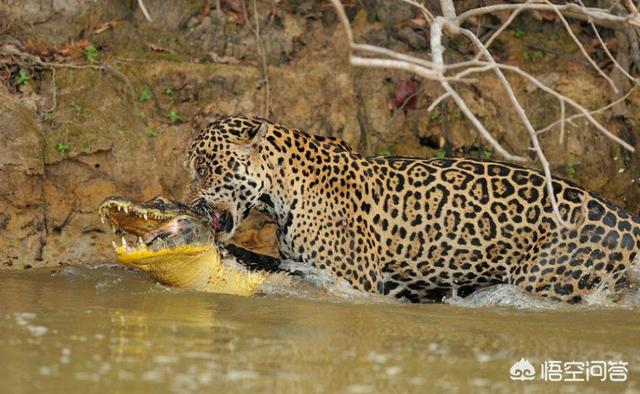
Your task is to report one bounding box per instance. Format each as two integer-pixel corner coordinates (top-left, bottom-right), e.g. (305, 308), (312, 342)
(0, 266), (638, 393)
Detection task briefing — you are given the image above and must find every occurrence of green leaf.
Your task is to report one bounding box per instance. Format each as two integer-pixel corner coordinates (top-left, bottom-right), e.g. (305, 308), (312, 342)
(70, 101), (83, 115)
(55, 143), (71, 153)
(86, 44), (99, 64)
(145, 128), (160, 137)
(139, 87), (152, 102)
(513, 27), (526, 39)
(167, 110), (179, 123)
(16, 69), (30, 85)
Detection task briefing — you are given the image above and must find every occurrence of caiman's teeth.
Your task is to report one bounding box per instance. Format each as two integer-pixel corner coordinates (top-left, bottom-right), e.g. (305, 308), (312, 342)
(111, 241), (117, 249)
(121, 236), (127, 247)
(100, 216), (105, 224)
(143, 213), (148, 221)
(117, 205), (122, 211)
(112, 226), (117, 233)
(138, 236), (144, 246)
(123, 206), (128, 214)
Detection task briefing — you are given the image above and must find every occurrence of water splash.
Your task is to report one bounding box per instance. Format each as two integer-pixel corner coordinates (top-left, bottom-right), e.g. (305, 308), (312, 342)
(261, 260), (395, 304)
(446, 285), (560, 309)
(55, 264), (639, 309)
(447, 283), (639, 310)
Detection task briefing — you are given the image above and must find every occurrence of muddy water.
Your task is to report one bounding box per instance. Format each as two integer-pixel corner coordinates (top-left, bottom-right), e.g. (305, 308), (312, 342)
(0, 267), (638, 394)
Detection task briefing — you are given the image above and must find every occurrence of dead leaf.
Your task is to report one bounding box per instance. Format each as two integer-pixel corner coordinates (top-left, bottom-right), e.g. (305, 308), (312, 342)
(76, 39), (91, 50)
(56, 40), (84, 58)
(389, 79), (420, 111)
(24, 40), (51, 57)
(147, 43), (176, 54)
(536, 10), (558, 21)
(54, 39), (92, 60)
(220, 0), (245, 23)
(196, 2), (212, 23)
(221, 0), (243, 13)
(209, 52), (240, 64)
(94, 19), (118, 34)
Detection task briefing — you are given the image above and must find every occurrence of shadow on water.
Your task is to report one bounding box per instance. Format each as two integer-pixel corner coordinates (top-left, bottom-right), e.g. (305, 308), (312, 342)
(0, 266), (638, 393)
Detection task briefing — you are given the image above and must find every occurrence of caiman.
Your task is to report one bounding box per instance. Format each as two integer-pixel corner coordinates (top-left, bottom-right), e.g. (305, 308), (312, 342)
(97, 196), (289, 296)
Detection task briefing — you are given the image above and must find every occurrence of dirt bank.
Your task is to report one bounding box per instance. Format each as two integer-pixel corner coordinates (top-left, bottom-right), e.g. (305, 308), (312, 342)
(1, 0), (638, 268)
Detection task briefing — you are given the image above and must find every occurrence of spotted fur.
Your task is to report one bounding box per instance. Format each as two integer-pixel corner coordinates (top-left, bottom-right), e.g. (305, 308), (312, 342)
(186, 115), (640, 303)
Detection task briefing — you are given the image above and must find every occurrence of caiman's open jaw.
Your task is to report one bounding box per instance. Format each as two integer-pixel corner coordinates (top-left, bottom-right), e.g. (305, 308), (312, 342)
(98, 196), (213, 264)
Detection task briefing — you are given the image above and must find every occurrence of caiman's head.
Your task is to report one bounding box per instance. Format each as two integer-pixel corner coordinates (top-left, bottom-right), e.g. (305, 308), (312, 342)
(98, 196), (266, 295)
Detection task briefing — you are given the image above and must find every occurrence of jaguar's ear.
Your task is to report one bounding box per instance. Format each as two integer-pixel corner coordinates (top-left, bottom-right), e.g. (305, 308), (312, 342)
(244, 122), (268, 148)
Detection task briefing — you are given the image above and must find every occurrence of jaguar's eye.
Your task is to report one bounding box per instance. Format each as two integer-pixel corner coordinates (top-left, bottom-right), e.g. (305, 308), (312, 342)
(197, 167), (207, 178)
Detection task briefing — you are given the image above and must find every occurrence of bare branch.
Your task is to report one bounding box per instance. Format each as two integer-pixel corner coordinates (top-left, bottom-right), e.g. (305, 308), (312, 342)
(578, 0), (637, 84)
(537, 86), (639, 136)
(431, 14), (526, 161)
(328, 0), (638, 227)
(455, 61), (635, 152)
(349, 56), (441, 80)
(483, 1), (530, 50)
(137, 0), (153, 22)
(457, 2), (640, 29)
(460, 27), (574, 228)
(330, 0), (527, 161)
(559, 100), (565, 144)
(252, 0), (270, 117)
(542, 0), (618, 93)
(400, 0), (435, 23)
(427, 92), (451, 112)
(353, 43), (437, 69)
(439, 0), (457, 20)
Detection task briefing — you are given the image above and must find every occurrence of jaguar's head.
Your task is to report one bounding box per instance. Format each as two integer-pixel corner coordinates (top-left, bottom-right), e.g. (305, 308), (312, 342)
(186, 115), (273, 240)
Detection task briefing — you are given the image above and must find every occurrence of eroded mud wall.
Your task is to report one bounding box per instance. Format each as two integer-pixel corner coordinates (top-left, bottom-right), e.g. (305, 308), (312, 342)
(1, 0), (638, 268)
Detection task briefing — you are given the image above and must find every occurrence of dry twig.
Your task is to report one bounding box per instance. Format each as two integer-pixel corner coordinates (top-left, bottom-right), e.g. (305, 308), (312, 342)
(329, 0), (638, 227)
(243, 0), (270, 117)
(0, 45), (138, 114)
(137, 0), (153, 22)
(577, 0), (637, 84)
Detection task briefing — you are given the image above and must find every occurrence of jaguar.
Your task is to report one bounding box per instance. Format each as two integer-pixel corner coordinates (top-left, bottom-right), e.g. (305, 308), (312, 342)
(186, 114), (640, 303)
